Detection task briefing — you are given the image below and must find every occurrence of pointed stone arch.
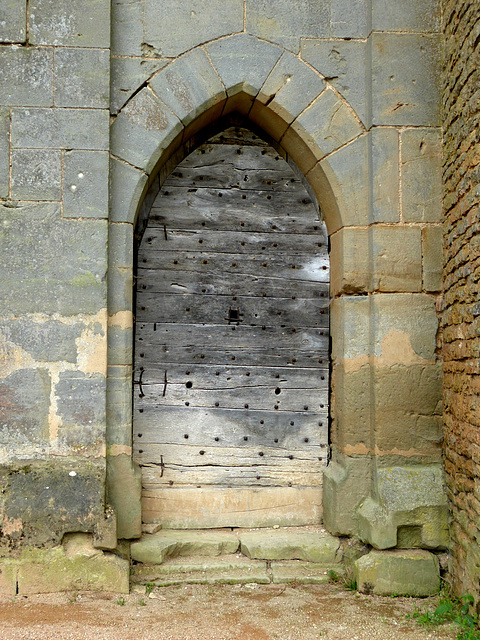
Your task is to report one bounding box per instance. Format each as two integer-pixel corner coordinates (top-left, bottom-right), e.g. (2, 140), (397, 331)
(107, 33), (446, 550)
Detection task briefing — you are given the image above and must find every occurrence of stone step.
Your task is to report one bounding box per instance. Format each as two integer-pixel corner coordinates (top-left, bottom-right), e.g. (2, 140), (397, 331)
(131, 555), (344, 586)
(131, 526), (343, 565)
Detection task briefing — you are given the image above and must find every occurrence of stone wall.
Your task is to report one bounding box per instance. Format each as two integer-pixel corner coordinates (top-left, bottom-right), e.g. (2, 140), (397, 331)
(442, 0), (480, 599)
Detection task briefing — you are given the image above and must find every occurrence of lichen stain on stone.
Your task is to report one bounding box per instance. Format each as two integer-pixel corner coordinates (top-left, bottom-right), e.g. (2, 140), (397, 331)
(76, 309), (107, 376)
(165, 71), (194, 113)
(0, 331), (35, 380)
(2, 516), (23, 536)
(108, 310), (133, 330)
(124, 89), (168, 131)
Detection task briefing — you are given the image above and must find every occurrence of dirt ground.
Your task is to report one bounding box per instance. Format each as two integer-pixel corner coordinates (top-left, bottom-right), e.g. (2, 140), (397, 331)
(0, 583), (458, 640)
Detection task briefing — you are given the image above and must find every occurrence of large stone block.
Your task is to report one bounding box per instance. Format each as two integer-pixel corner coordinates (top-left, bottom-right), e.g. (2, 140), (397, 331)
(111, 87), (183, 172)
(63, 150), (109, 218)
(308, 133), (369, 232)
(0, 369), (51, 446)
(0, 202), (107, 315)
(371, 225), (422, 292)
(323, 452), (372, 536)
(54, 48), (110, 108)
(372, 33), (441, 126)
(144, 0), (243, 57)
(56, 372), (106, 449)
(357, 465), (448, 549)
(0, 0), (27, 43)
(0, 317), (83, 363)
(331, 0), (370, 38)
(401, 128), (442, 222)
(29, 0), (110, 47)
(301, 39), (368, 126)
(331, 363), (372, 450)
(111, 0), (143, 56)
(246, 0), (330, 53)
(372, 0), (441, 33)
(422, 225), (442, 292)
(0, 107), (9, 197)
(111, 57), (168, 115)
(371, 127), (400, 223)
(239, 530), (340, 563)
(17, 542), (129, 594)
(107, 454), (142, 539)
(109, 157), (148, 224)
(0, 559), (18, 595)
(107, 365), (133, 447)
(0, 459), (106, 548)
(11, 149), (61, 200)
(355, 549), (440, 596)
(0, 47), (53, 107)
(12, 108), (109, 150)
(252, 51), (325, 140)
(330, 295), (370, 362)
(330, 227), (369, 296)
(206, 35), (282, 100)
(131, 530), (240, 564)
(149, 49), (225, 129)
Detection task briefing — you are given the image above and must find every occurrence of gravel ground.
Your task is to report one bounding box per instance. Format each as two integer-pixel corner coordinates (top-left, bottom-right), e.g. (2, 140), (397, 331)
(0, 583), (458, 640)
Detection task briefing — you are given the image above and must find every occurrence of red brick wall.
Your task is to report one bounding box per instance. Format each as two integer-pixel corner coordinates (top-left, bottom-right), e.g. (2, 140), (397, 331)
(442, 0), (480, 598)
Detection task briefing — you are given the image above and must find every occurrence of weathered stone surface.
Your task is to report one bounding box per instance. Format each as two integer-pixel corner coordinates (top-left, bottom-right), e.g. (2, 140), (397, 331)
(331, 0), (369, 38)
(0, 459), (105, 548)
(372, 0), (441, 32)
(109, 157), (148, 224)
(330, 295), (370, 363)
(11, 149), (61, 200)
(371, 226), (422, 292)
(144, 0), (243, 57)
(301, 39), (368, 126)
(54, 48), (110, 108)
(111, 88), (182, 172)
(56, 372), (106, 449)
(29, 0), (110, 47)
(111, 57), (168, 115)
(0, 559), (18, 595)
(330, 363), (371, 450)
(401, 128), (442, 222)
(132, 556), (269, 585)
(0, 0), (26, 42)
(111, 0), (143, 56)
(322, 453), (372, 536)
(422, 225), (442, 292)
(107, 365), (133, 447)
(12, 108), (109, 150)
(371, 127), (400, 223)
(357, 465), (448, 550)
(239, 530), (340, 563)
(107, 454), (142, 539)
(149, 49), (225, 128)
(355, 550), (440, 596)
(271, 561), (334, 584)
(0, 317), (82, 363)
(206, 35), (282, 99)
(0, 107), (9, 197)
(64, 150), (109, 218)
(17, 544), (129, 594)
(308, 134), (369, 232)
(330, 227), (369, 296)
(285, 89), (363, 171)
(372, 33), (441, 126)
(0, 369), (51, 446)
(247, 0), (330, 53)
(0, 203), (107, 316)
(131, 530), (240, 564)
(93, 507), (117, 551)
(0, 47), (53, 107)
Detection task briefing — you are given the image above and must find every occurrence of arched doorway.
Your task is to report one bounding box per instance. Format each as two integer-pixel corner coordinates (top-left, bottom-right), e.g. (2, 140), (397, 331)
(133, 126), (329, 529)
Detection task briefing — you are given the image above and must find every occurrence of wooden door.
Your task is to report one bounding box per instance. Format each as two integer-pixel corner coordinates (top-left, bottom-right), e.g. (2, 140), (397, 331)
(133, 127), (329, 528)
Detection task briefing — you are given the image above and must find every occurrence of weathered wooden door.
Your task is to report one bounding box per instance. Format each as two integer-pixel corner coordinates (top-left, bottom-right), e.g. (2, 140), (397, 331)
(133, 127), (329, 528)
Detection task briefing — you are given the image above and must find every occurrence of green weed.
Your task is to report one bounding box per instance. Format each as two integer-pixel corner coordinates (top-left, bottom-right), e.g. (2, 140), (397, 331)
(327, 570), (340, 583)
(408, 591), (480, 640)
(116, 597), (126, 606)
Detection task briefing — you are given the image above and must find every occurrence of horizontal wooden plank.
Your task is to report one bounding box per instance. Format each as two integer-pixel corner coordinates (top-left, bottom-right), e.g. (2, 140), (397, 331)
(135, 292), (329, 326)
(136, 268), (329, 298)
(133, 406), (328, 448)
(134, 383), (328, 413)
(134, 363), (329, 387)
(141, 486), (323, 528)
(140, 227), (327, 255)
